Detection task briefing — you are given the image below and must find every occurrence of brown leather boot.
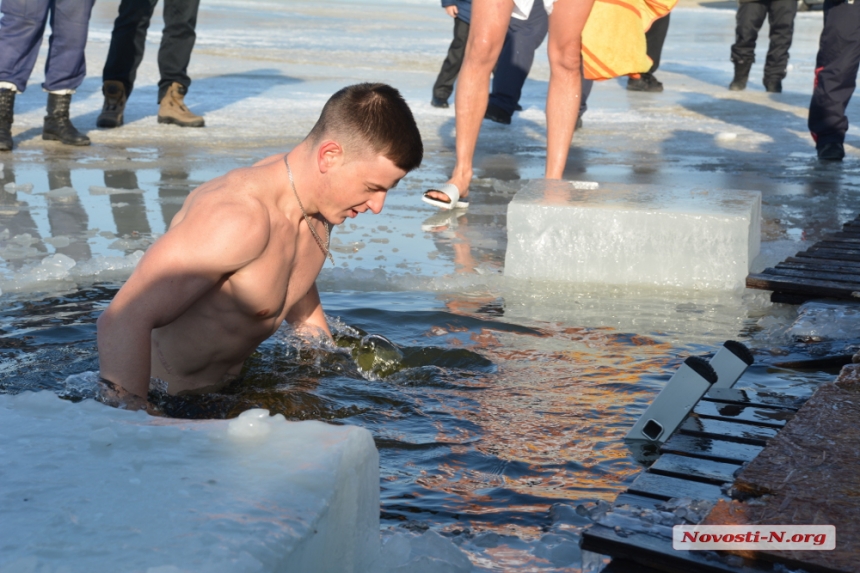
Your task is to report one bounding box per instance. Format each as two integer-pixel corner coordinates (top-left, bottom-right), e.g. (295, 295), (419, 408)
(157, 82), (204, 128)
(97, 80), (127, 128)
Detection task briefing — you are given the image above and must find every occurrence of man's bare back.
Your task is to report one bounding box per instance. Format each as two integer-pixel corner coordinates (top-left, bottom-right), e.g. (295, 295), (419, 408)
(97, 83), (422, 403)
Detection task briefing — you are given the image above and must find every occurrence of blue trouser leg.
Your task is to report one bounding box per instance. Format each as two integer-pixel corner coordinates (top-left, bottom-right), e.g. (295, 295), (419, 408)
(43, 0), (96, 92)
(157, 0), (201, 101)
(0, 0), (52, 92)
(808, 0), (860, 147)
(489, 0), (548, 115)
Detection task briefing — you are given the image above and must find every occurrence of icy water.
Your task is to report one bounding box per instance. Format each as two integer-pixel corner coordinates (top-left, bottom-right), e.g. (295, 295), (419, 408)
(3, 0), (860, 570)
(0, 162), (841, 571)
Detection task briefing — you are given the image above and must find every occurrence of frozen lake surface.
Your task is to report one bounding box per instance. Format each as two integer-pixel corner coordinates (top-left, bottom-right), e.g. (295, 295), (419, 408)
(1, 0), (859, 570)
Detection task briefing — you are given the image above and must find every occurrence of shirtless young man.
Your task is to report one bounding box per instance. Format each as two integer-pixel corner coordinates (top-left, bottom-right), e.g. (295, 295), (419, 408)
(423, 0), (595, 210)
(97, 83), (423, 406)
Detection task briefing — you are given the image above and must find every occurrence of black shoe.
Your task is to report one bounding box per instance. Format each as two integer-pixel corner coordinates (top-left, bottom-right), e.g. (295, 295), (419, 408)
(729, 61), (752, 91)
(0, 88), (14, 151)
(627, 73), (663, 92)
(764, 78), (782, 93)
(97, 80), (127, 128)
(514, 103), (523, 111)
(817, 142), (845, 161)
(575, 116), (583, 130)
(43, 93), (90, 146)
(484, 103), (512, 125)
(431, 96), (449, 109)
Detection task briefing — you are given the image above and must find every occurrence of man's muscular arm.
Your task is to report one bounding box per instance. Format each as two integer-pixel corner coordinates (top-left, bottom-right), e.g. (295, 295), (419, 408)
(286, 282), (332, 338)
(97, 194), (269, 397)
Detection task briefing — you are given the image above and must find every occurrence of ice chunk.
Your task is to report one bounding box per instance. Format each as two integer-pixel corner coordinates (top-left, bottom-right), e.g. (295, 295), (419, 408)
(4, 182), (34, 194)
(0, 391), (380, 573)
(504, 180), (761, 290)
(789, 301), (860, 342)
(88, 185), (145, 195)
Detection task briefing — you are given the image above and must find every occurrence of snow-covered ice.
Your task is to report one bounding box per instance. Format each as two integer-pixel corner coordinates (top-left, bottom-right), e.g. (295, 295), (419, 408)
(505, 180), (761, 290)
(0, 391), (380, 573)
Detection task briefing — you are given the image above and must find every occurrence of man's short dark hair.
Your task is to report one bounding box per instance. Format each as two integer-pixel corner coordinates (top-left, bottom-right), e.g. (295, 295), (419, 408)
(308, 83), (423, 172)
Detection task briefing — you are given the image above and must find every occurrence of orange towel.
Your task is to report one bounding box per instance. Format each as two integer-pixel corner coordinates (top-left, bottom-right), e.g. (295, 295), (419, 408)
(581, 0), (678, 81)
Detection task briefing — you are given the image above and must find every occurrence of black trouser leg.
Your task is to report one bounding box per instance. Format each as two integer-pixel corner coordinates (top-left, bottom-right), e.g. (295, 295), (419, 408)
(645, 13), (670, 74)
(157, 0), (200, 101)
(731, 2), (768, 65)
(432, 18), (470, 102)
(763, 0), (797, 81)
(102, 0), (158, 96)
(808, 0), (860, 147)
(488, 0), (548, 115)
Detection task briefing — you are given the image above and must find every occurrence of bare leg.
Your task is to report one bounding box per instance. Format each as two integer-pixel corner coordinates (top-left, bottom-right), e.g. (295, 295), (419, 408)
(426, 0), (513, 204)
(545, 0), (595, 179)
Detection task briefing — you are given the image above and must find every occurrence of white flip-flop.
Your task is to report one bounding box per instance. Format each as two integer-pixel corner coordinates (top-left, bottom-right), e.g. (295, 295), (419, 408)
(421, 210), (465, 233)
(421, 183), (469, 211)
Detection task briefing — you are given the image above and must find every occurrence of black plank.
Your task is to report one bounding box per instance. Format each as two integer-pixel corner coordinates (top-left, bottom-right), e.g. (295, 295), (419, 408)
(769, 292), (811, 305)
(802, 247), (860, 263)
(772, 354), (855, 370)
(678, 416), (777, 446)
(825, 233), (860, 243)
(703, 387), (801, 410)
(746, 273), (860, 300)
(776, 260), (860, 277)
(660, 433), (763, 464)
(784, 255), (860, 270)
(649, 453), (741, 484)
(693, 400), (791, 428)
(627, 471), (727, 501)
(600, 558), (666, 573)
(581, 525), (758, 573)
(760, 266), (860, 285)
(613, 492), (665, 511)
(813, 241), (860, 252)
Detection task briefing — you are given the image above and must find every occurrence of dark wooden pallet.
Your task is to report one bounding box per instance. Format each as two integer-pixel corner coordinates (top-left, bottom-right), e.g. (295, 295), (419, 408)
(580, 379), (812, 573)
(747, 214), (860, 303)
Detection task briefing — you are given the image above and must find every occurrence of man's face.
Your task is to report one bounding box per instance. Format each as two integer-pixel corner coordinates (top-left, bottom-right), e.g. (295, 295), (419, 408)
(325, 150), (407, 224)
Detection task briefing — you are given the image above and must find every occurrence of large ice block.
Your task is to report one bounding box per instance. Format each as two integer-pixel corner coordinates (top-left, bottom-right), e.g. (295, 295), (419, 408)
(0, 392), (379, 573)
(504, 181), (761, 290)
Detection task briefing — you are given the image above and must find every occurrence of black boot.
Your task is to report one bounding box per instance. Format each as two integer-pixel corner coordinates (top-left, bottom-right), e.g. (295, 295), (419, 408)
(729, 61), (753, 91)
(763, 78), (782, 93)
(0, 88), (14, 152)
(43, 93), (90, 146)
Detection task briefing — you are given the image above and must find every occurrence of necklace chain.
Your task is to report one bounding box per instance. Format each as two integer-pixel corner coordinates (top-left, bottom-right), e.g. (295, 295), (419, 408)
(285, 155), (334, 265)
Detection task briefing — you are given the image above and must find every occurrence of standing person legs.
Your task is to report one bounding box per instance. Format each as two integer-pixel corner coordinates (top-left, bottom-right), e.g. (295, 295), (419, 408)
(432, 17), (471, 107)
(99, 0), (158, 128)
(627, 13), (671, 92)
(0, 0), (51, 150)
(762, 0), (797, 92)
(487, 0), (549, 123)
(730, 1), (768, 91)
(156, 0), (204, 127)
(808, 0), (860, 160)
(545, 0), (595, 179)
(42, 0), (97, 146)
(423, 0), (513, 208)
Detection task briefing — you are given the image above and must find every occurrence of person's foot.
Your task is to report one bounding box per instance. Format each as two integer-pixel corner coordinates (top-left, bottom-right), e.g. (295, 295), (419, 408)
(627, 73), (663, 92)
(424, 169), (472, 207)
(0, 88), (14, 151)
(817, 142), (845, 161)
(484, 103), (511, 124)
(97, 80), (127, 128)
(157, 82), (205, 127)
(729, 61), (752, 91)
(43, 93), (90, 146)
(763, 78), (782, 93)
(431, 96), (449, 109)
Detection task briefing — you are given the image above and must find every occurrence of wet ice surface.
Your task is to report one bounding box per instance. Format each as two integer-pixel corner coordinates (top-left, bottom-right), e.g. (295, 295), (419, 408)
(2, 0), (860, 571)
